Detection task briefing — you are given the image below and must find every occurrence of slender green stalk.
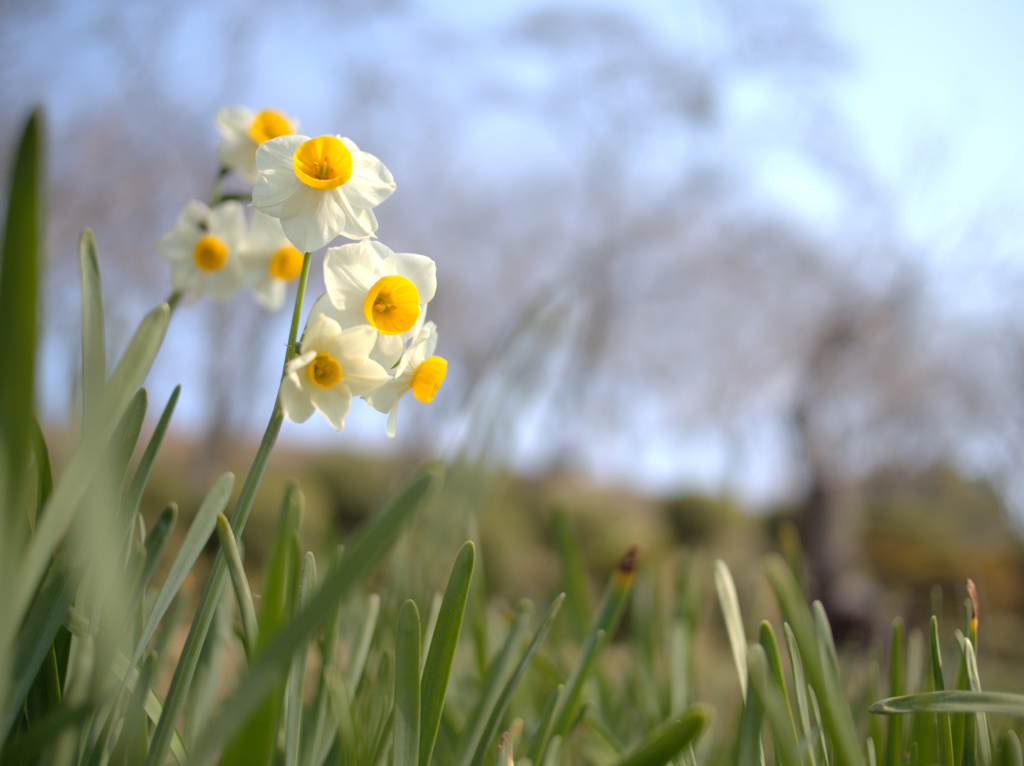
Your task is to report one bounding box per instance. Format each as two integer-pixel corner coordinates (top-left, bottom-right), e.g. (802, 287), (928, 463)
(145, 251), (312, 766)
(886, 618), (904, 766)
(217, 514), (259, 658)
(284, 252), (313, 365)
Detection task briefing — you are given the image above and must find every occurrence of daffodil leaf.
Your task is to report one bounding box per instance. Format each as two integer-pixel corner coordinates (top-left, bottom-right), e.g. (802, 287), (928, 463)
(470, 592), (566, 766)
(183, 460), (443, 766)
(871, 690), (1024, 717)
(131, 473), (233, 669)
(394, 600), (422, 766)
(0, 109), (42, 518)
(419, 541), (475, 766)
(610, 706), (710, 766)
(78, 228), (105, 433)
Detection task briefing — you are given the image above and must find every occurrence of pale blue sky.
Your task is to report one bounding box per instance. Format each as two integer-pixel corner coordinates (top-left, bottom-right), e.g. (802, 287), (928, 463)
(7, 0), (1024, 499)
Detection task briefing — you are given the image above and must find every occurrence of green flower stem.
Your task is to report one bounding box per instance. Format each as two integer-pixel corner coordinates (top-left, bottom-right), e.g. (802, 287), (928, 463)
(166, 291), (183, 314)
(210, 166), (229, 206)
(284, 252), (313, 366)
(145, 252), (312, 766)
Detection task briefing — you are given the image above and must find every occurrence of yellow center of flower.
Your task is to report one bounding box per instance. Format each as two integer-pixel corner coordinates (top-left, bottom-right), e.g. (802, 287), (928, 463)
(362, 276), (420, 335)
(193, 235), (228, 272)
(306, 352), (343, 388)
(248, 109), (293, 144)
(293, 136), (353, 190)
(269, 246), (303, 280)
(411, 356), (447, 403)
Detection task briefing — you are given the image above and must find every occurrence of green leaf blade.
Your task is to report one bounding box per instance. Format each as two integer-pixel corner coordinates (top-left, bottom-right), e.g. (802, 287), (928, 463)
(395, 600), (422, 766)
(419, 541), (475, 766)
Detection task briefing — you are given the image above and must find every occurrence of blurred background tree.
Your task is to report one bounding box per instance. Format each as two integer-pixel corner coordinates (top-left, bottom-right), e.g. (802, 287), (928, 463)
(3, 0), (1024, 629)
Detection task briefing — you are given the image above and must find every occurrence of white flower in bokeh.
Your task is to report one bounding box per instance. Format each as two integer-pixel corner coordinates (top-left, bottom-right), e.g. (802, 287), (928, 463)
(155, 200), (245, 301)
(239, 211), (304, 310)
(215, 106), (298, 183)
(319, 239), (436, 366)
(280, 313), (390, 430)
(251, 134), (395, 253)
(364, 322), (447, 437)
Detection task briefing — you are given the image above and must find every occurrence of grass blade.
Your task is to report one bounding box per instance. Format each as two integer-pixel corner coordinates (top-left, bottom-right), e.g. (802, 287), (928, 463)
(0, 109), (42, 515)
(470, 593), (566, 766)
(748, 645), (802, 766)
(30, 416), (53, 518)
(454, 601), (534, 766)
(395, 600), (422, 766)
(217, 513), (258, 658)
(345, 592), (381, 692)
(420, 541), (475, 766)
(870, 691), (1024, 717)
(715, 559), (748, 701)
(0, 108), (43, 730)
(736, 649), (766, 765)
(545, 546), (638, 757)
(184, 459), (444, 766)
(886, 617), (904, 766)
(78, 228), (105, 433)
(553, 508), (592, 639)
(3, 387), (146, 740)
(16, 301), (170, 650)
(611, 705), (710, 766)
(964, 639), (992, 766)
(121, 384), (180, 525)
(284, 552), (318, 766)
(133, 472), (233, 667)
(526, 685), (564, 763)
(221, 484), (303, 766)
(784, 623), (815, 766)
(998, 731), (1022, 766)
(812, 601), (863, 766)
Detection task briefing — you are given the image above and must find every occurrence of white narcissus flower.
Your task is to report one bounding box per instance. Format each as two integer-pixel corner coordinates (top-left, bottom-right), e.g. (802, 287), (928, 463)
(281, 313), (390, 430)
(251, 134), (395, 253)
(318, 239), (437, 367)
(364, 322), (447, 438)
(155, 200), (245, 301)
(239, 211), (304, 310)
(215, 106), (298, 183)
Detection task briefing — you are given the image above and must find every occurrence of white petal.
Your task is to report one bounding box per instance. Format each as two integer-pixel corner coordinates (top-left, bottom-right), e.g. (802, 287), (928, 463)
(154, 228), (191, 262)
(386, 403), (399, 438)
(279, 188), (345, 253)
(302, 313), (343, 351)
(312, 384), (352, 430)
(306, 292), (346, 329)
(211, 201), (248, 243)
(252, 174), (300, 218)
(285, 350), (316, 376)
(252, 278), (285, 310)
(371, 334), (406, 368)
(257, 134), (306, 171)
(335, 324), (379, 359)
(364, 377), (407, 414)
(219, 138), (259, 183)
(347, 151), (396, 207)
(247, 210), (288, 249)
(340, 357), (390, 397)
(315, 186), (378, 241)
(215, 106), (252, 135)
(280, 375), (315, 423)
(202, 258), (242, 301)
(382, 251), (437, 304)
(324, 241), (378, 309)
(334, 195), (379, 240)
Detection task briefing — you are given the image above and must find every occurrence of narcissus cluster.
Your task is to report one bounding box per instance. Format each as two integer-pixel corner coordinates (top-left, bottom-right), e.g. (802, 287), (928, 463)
(155, 106), (447, 436)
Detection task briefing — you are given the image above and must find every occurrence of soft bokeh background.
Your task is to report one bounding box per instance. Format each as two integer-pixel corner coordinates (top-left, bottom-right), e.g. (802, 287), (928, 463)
(5, 0), (1024, 636)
